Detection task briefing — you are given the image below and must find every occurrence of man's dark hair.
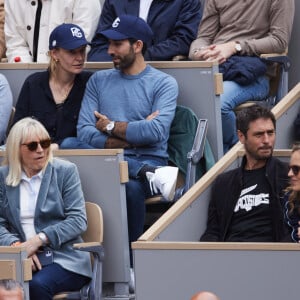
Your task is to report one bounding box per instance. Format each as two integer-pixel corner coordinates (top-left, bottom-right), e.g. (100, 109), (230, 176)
(236, 104), (276, 136)
(128, 38), (147, 56)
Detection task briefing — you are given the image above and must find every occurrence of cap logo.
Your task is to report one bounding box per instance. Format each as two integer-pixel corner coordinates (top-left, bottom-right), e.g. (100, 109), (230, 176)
(70, 27), (83, 38)
(112, 17), (120, 28)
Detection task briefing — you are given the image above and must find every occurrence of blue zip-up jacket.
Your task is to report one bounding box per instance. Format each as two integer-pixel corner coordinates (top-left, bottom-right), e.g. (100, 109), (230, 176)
(87, 0), (202, 61)
(219, 55), (267, 86)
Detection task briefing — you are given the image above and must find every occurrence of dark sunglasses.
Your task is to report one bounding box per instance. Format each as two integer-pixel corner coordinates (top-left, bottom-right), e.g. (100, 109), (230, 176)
(289, 165), (300, 176)
(22, 139), (51, 151)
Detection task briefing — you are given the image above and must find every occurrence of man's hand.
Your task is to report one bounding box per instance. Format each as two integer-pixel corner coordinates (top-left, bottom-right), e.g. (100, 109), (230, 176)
(193, 45), (217, 61)
(30, 253), (42, 272)
(21, 235), (42, 257)
(146, 110), (159, 120)
(94, 111), (111, 132)
(193, 42), (236, 63)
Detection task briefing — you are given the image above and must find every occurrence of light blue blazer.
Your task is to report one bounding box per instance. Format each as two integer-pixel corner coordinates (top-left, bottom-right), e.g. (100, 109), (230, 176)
(0, 158), (92, 278)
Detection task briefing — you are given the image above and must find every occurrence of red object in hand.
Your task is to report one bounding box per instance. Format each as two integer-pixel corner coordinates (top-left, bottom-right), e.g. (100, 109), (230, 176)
(14, 56), (21, 62)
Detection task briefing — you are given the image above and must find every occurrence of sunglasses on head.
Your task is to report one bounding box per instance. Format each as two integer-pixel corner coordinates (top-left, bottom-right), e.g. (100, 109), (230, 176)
(22, 139), (51, 151)
(289, 165), (300, 176)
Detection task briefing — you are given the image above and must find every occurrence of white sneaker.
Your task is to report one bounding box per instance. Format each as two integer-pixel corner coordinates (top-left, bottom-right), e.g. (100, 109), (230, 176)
(146, 166), (178, 201)
(129, 267), (135, 293)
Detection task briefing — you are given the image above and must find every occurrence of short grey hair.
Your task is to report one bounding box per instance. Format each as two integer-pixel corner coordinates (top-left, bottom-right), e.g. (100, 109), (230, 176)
(0, 279), (24, 299)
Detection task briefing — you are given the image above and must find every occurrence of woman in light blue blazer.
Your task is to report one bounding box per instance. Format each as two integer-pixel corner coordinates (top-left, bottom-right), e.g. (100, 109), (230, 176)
(0, 117), (92, 300)
(0, 73), (13, 145)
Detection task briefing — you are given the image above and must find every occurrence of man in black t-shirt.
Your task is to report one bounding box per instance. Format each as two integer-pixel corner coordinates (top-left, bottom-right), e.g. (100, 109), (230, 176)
(201, 104), (290, 242)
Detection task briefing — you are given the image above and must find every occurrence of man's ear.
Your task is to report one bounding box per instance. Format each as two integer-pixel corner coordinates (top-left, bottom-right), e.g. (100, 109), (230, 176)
(134, 40), (144, 53)
(237, 130), (246, 144)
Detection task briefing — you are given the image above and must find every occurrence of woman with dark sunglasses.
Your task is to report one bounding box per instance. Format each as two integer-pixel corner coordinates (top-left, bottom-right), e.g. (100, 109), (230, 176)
(283, 143), (300, 242)
(12, 23), (93, 150)
(0, 118), (92, 300)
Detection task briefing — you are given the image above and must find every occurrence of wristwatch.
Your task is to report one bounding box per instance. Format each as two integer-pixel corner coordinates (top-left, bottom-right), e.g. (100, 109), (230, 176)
(235, 42), (242, 54)
(106, 121), (115, 136)
(38, 232), (48, 246)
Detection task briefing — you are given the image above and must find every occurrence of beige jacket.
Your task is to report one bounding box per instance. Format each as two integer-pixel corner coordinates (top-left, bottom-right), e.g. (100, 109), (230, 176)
(189, 0), (295, 58)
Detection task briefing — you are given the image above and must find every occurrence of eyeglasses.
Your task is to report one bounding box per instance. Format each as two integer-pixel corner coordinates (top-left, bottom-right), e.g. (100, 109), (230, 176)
(21, 139), (51, 151)
(289, 165), (300, 176)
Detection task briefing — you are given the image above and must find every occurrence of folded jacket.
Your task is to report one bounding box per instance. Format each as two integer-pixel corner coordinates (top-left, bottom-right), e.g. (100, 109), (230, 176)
(219, 55), (267, 85)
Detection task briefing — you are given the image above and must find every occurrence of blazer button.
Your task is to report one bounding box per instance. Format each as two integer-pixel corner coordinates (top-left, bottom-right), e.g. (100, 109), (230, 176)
(27, 25), (31, 31)
(31, 1), (36, 5)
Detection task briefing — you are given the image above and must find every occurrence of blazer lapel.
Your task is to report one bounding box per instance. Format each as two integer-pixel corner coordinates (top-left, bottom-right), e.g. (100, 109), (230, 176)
(35, 163), (52, 214)
(5, 185), (24, 239)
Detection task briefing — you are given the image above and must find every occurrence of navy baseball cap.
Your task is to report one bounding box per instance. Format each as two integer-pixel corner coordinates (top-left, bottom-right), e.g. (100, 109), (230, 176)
(49, 23), (88, 50)
(100, 15), (153, 45)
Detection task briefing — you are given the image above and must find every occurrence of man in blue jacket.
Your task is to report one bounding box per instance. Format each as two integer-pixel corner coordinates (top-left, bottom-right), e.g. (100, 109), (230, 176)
(87, 0), (202, 61)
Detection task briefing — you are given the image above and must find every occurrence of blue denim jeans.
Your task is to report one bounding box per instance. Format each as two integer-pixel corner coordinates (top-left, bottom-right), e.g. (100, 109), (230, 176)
(29, 263), (90, 300)
(59, 137), (94, 149)
(125, 155), (167, 242)
(221, 76), (269, 153)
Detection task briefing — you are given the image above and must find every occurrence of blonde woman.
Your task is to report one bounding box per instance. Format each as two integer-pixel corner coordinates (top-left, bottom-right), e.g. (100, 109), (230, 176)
(13, 23), (93, 150)
(284, 144), (300, 242)
(0, 118), (91, 299)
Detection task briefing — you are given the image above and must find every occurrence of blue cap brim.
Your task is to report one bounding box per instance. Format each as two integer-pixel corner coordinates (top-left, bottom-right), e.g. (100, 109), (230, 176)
(49, 39), (89, 50)
(59, 40), (89, 50)
(100, 29), (129, 41)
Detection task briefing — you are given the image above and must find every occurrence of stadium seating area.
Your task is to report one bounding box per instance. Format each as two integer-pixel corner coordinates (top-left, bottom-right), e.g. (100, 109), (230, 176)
(1, 1), (300, 299)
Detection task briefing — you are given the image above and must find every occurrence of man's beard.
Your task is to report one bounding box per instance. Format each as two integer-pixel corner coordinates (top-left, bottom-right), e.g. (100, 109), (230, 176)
(245, 144), (274, 161)
(112, 47), (135, 71)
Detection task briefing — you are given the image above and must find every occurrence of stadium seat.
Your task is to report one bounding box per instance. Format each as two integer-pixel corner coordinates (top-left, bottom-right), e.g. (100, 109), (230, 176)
(53, 202), (104, 300)
(145, 105), (215, 227)
(0, 247), (31, 299)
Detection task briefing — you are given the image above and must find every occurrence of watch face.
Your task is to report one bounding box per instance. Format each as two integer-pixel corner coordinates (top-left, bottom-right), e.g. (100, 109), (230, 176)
(107, 122), (114, 130)
(235, 43), (242, 52)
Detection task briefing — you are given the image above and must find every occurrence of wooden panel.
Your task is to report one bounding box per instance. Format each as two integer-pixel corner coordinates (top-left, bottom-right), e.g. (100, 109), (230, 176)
(119, 161), (129, 184)
(23, 259), (32, 281)
(0, 260), (16, 280)
(214, 72), (223, 95)
(0, 61), (224, 160)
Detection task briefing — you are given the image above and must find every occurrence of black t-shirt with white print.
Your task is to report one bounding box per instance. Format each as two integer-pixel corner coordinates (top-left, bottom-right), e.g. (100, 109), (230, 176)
(226, 166), (273, 242)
